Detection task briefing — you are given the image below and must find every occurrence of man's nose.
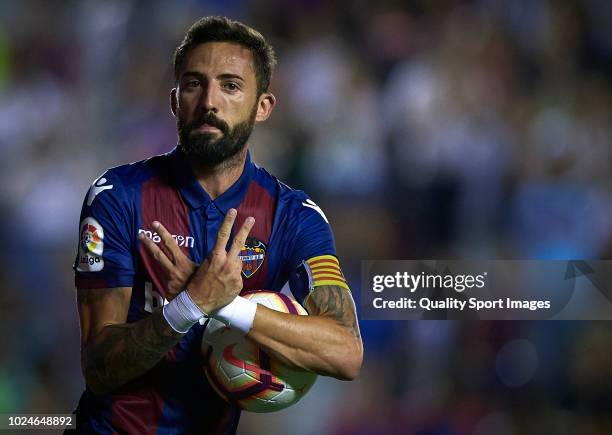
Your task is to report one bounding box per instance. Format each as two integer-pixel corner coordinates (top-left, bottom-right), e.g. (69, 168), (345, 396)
(200, 82), (219, 113)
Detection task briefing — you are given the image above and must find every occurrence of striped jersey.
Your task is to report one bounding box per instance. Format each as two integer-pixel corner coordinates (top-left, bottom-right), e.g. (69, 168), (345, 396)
(71, 146), (347, 434)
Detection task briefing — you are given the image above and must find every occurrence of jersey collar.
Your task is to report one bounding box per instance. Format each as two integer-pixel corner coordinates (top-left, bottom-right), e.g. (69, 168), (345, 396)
(170, 146), (255, 214)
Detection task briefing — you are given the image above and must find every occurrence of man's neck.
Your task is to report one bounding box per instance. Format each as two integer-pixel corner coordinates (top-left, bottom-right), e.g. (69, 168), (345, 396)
(189, 148), (248, 200)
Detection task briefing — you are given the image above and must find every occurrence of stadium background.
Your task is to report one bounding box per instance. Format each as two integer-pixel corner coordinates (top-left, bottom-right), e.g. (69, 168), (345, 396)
(1, 0), (612, 433)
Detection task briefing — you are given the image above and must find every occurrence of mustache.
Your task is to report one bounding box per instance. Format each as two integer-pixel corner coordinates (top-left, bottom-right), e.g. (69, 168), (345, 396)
(187, 112), (229, 134)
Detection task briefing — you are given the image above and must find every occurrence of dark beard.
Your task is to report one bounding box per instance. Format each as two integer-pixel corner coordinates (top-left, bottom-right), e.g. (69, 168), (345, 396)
(178, 108), (256, 167)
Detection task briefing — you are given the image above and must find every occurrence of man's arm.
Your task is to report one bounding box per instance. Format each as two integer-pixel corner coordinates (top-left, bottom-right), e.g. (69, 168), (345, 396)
(143, 218), (363, 380)
(246, 285), (363, 380)
(78, 212), (255, 395)
(77, 287), (184, 395)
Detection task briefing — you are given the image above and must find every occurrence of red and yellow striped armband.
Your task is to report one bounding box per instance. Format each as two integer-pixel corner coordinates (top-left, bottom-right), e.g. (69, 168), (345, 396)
(304, 255), (350, 290)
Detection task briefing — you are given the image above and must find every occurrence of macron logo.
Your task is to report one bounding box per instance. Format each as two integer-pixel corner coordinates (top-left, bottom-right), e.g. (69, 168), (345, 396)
(87, 176), (114, 206)
(138, 229), (195, 248)
(302, 199), (329, 224)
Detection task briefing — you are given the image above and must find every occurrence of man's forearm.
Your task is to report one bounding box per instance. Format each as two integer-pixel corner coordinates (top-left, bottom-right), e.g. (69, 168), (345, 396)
(248, 308), (362, 380)
(83, 309), (184, 394)
(246, 286), (363, 380)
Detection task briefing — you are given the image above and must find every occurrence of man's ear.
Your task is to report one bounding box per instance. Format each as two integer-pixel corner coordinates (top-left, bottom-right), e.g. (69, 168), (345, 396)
(255, 93), (276, 122)
(170, 88), (178, 117)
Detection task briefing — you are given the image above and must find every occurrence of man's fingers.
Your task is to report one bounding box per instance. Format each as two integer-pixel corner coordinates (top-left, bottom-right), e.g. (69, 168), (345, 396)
(228, 217), (255, 258)
(138, 232), (175, 272)
(213, 208), (237, 254)
(153, 221), (181, 260)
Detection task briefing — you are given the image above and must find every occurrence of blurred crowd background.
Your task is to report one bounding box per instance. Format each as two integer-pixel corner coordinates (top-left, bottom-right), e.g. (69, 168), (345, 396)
(1, 0), (612, 434)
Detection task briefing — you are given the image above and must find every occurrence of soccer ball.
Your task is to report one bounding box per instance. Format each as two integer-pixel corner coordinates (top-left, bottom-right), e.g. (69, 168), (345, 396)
(202, 291), (317, 413)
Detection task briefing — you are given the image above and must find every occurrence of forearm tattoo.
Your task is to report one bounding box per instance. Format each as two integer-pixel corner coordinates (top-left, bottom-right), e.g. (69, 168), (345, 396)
(304, 285), (361, 340)
(82, 305), (184, 393)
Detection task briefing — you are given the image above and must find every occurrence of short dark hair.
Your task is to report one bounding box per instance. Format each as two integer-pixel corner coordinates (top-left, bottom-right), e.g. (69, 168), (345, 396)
(173, 16), (276, 95)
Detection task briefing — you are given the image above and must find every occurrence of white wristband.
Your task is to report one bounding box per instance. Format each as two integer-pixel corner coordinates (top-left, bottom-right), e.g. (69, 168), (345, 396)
(163, 290), (206, 333)
(211, 296), (258, 334)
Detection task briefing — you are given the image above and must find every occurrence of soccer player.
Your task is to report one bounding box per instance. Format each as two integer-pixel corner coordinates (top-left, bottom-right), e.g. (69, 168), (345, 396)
(71, 16), (362, 434)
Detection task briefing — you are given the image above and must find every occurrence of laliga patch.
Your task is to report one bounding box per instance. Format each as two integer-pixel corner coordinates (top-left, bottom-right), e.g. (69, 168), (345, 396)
(239, 237), (266, 279)
(77, 217), (104, 272)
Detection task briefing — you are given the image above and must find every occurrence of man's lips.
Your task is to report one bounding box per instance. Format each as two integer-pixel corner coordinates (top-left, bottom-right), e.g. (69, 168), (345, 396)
(196, 123), (221, 133)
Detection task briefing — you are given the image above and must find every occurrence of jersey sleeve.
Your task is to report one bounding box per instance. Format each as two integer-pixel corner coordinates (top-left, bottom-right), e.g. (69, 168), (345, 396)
(73, 171), (135, 289)
(285, 195), (349, 304)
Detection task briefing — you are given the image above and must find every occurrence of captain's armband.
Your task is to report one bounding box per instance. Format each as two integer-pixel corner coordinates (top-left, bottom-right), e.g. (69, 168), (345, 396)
(303, 255), (349, 290)
(289, 255), (350, 306)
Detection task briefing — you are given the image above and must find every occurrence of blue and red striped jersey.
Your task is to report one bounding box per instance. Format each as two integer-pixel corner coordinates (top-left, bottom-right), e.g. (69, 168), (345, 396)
(72, 147), (337, 434)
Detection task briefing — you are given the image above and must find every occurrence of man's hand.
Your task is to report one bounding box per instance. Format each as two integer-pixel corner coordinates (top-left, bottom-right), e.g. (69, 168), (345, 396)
(140, 209), (254, 313)
(138, 221), (197, 301)
(187, 209), (255, 314)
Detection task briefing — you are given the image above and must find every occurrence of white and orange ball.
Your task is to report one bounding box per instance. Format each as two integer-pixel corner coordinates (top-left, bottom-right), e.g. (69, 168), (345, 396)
(202, 291), (317, 413)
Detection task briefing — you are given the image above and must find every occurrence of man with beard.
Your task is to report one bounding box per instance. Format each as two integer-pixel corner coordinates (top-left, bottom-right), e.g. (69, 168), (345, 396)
(70, 16), (362, 434)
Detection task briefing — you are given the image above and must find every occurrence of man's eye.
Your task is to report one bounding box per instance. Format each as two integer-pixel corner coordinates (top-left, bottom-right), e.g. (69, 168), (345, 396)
(187, 80), (200, 88)
(223, 82), (239, 91)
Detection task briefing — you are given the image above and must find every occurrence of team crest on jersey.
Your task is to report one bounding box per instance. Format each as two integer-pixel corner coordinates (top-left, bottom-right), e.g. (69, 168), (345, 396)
(239, 237), (266, 279)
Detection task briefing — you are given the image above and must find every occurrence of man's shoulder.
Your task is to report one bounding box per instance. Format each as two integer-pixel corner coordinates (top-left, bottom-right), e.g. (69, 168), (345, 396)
(82, 151), (174, 210)
(255, 166), (329, 228)
(251, 164), (311, 208)
(100, 151), (173, 190)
